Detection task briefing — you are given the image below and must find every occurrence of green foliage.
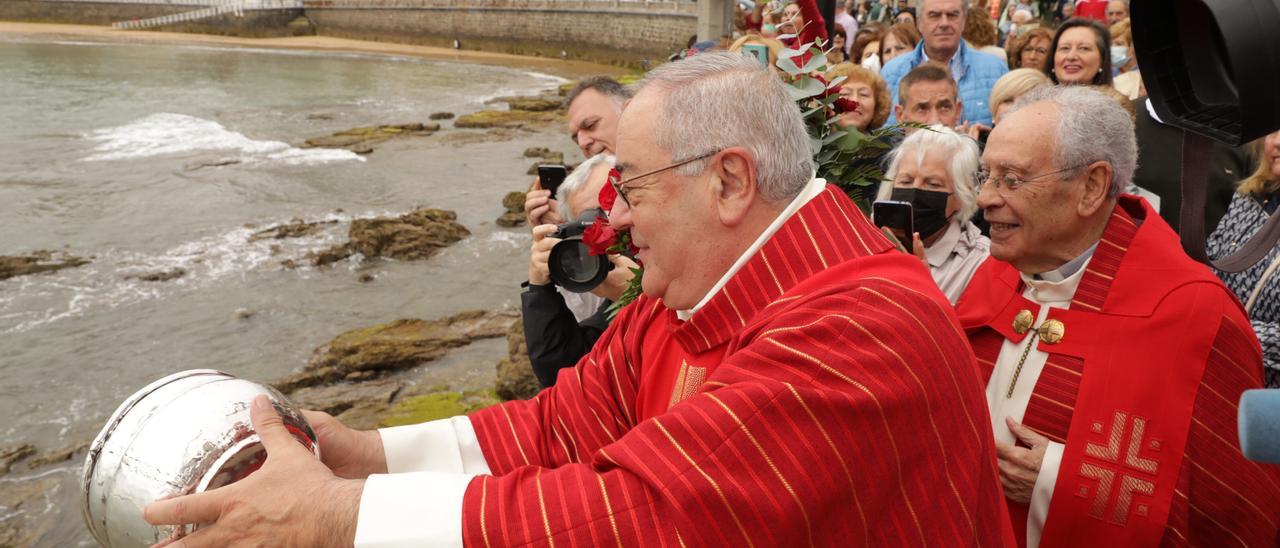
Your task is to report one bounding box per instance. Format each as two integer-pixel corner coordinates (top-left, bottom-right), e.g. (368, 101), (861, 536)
(777, 37), (920, 211)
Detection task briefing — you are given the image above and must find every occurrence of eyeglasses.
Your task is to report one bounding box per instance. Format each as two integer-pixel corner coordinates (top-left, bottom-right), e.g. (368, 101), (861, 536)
(974, 164), (1086, 194)
(608, 150), (720, 206)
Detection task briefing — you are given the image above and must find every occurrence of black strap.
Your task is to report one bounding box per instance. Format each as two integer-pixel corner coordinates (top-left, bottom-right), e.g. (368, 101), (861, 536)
(1180, 129), (1280, 273)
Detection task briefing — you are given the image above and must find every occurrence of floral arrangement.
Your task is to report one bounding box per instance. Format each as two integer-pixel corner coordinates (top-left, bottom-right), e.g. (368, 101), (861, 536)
(577, 37), (908, 314)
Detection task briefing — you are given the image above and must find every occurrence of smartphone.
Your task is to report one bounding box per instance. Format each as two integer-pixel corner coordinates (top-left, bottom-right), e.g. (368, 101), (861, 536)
(741, 44), (770, 67)
(537, 165), (568, 197)
(872, 200), (914, 254)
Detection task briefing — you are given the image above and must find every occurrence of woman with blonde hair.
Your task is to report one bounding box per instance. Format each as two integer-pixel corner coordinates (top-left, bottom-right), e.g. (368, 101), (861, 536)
(1109, 19), (1143, 99)
(987, 68), (1051, 125)
(879, 22), (920, 66)
(1208, 129), (1280, 387)
(963, 7), (1007, 64)
(825, 62), (891, 132)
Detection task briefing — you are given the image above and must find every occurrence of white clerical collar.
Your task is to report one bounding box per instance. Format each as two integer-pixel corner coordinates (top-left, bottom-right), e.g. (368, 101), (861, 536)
(924, 218), (964, 268)
(676, 177), (828, 321)
(1029, 242), (1098, 282)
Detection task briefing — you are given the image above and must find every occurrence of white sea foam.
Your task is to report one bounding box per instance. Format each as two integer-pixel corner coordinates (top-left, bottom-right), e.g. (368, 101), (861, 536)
(82, 113), (364, 165)
(0, 211), (361, 334)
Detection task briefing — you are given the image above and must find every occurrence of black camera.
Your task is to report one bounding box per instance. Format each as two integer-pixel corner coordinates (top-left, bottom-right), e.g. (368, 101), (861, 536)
(548, 208), (612, 293)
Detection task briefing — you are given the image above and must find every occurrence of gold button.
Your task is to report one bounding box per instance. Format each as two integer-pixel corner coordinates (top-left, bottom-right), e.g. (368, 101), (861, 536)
(1038, 319), (1065, 344)
(1013, 309), (1034, 335)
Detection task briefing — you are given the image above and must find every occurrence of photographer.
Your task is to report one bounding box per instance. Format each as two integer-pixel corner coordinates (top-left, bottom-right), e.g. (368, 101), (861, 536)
(524, 154), (636, 387)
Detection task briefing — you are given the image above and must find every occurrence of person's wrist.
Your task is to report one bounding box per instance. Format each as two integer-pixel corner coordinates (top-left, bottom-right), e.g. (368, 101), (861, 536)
(363, 429), (388, 476)
(319, 478), (364, 547)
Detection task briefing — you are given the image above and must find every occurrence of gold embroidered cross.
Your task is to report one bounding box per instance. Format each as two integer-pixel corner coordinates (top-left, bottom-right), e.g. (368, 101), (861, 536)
(1076, 411), (1162, 525)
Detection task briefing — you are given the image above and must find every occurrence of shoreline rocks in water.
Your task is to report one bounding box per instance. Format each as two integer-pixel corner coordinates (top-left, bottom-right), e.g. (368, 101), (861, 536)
(303, 123), (441, 154)
(497, 191), (527, 228)
(282, 207), (470, 268)
(123, 268), (187, 282)
(428, 112), (455, 120)
(0, 251), (90, 281)
(249, 218), (339, 242)
(454, 109), (563, 130)
(274, 309), (520, 393)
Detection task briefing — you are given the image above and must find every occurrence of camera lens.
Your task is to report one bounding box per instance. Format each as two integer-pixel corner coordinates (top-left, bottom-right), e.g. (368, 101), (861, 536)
(548, 238), (611, 292)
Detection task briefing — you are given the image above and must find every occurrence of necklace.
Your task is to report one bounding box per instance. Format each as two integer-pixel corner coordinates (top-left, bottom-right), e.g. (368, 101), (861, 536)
(1006, 335), (1038, 399)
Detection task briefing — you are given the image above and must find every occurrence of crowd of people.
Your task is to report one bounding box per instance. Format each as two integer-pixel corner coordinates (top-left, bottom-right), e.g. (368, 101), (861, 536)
(139, 0), (1280, 545)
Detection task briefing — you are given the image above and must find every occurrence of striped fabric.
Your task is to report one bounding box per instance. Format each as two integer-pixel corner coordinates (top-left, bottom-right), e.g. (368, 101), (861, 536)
(962, 197), (1280, 546)
(461, 185), (1012, 547)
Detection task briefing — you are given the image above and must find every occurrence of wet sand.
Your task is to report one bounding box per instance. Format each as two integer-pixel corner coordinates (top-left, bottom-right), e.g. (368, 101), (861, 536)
(0, 21), (628, 79)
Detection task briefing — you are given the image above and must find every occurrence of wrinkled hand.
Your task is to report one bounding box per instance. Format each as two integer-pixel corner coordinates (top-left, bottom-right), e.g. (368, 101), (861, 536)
(301, 410), (386, 480)
(590, 253), (639, 301)
(994, 417), (1049, 505)
(529, 224), (561, 286)
(143, 396), (363, 548)
(524, 178), (564, 228)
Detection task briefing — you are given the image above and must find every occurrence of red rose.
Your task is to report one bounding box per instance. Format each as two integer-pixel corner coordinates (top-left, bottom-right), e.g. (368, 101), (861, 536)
(598, 176), (618, 212)
(833, 97), (859, 114)
(582, 218), (617, 256)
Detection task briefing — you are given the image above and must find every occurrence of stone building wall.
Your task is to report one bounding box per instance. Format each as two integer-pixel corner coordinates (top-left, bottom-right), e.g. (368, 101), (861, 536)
(302, 0), (697, 65)
(0, 0), (305, 37)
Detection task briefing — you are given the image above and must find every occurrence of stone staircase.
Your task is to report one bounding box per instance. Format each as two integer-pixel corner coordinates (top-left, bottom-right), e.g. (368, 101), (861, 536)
(108, 0), (302, 30)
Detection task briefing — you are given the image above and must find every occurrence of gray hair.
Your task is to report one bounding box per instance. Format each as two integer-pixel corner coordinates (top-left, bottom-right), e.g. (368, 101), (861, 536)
(1004, 85), (1137, 197)
(565, 77), (630, 112)
(557, 153), (616, 219)
(629, 51), (813, 203)
(877, 125), (981, 221)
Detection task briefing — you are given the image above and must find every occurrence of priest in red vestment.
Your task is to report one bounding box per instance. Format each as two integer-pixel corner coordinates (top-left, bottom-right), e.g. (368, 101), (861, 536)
(956, 85), (1280, 547)
(144, 52), (1011, 546)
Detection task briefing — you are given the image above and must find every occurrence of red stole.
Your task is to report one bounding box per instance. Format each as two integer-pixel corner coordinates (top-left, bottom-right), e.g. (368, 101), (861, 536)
(956, 197), (1238, 547)
(633, 183), (892, 422)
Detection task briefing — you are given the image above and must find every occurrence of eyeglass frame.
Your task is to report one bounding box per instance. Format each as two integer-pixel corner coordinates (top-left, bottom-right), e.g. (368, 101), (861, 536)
(608, 149), (722, 207)
(974, 162), (1091, 194)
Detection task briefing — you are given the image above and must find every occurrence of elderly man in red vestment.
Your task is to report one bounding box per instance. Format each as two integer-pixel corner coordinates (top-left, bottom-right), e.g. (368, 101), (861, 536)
(955, 84), (1280, 547)
(144, 52), (1011, 546)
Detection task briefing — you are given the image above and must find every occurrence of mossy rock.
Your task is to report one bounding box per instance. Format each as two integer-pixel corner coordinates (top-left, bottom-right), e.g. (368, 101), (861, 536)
(380, 389), (501, 427)
(506, 98), (562, 112)
(502, 191), (526, 213)
(454, 110), (562, 129)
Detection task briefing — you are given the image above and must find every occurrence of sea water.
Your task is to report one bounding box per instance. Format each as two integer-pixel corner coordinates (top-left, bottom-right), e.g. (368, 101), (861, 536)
(0, 36), (574, 545)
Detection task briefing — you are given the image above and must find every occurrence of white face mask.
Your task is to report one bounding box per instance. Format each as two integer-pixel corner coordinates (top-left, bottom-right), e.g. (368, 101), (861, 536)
(1110, 45), (1130, 67)
(861, 53), (881, 73)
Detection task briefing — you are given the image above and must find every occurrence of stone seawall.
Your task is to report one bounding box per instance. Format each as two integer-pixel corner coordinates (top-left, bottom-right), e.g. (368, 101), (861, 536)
(0, 0), (305, 37)
(303, 0), (696, 66)
(0, 0), (697, 66)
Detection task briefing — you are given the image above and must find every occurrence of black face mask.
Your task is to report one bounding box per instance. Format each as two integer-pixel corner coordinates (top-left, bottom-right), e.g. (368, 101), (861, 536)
(889, 187), (953, 239)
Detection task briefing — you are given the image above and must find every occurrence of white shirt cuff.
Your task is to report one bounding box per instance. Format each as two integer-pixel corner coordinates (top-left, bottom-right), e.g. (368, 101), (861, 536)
(378, 416), (491, 475)
(1026, 441), (1066, 548)
(354, 471), (474, 547)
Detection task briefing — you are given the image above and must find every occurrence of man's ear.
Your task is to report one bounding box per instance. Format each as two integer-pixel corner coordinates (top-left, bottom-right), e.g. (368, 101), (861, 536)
(712, 147), (758, 226)
(895, 103), (905, 122)
(1077, 161), (1114, 217)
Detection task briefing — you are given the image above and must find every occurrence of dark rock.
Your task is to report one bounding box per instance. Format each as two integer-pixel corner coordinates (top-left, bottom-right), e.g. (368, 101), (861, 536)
(234, 308), (254, 320)
(306, 245), (353, 267)
(184, 158), (242, 170)
(0, 444), (34, 475)
(248, 219), (338, 242)
(428, 112), (455, 120)
(494, 319), (540, 400)
(357, 273), (375, 283)
(454, 110), (562, 129)
(303, 123), (440, 154)
(523, 146), (552, 158)
(441, 127), (525, 146)
(287, 378), (404, 422)
(307, 113), (334, 120)
(346, 208), (470, 262)
(0, 251), (89, 281)
(26, 441), (88, 470)
(507, 98), (562, 112)
(273, 309), (519, 393)
(495, 212), (527, 228)
(124, 268), (187, 282)
(502, 191), (526, 213)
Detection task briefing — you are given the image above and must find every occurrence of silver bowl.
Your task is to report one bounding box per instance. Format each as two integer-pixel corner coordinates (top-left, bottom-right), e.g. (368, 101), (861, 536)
(81, 369), (319, 547)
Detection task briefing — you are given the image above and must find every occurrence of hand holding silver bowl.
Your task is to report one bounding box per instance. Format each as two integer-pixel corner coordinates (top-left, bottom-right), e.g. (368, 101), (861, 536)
(81, 369), (320, 547)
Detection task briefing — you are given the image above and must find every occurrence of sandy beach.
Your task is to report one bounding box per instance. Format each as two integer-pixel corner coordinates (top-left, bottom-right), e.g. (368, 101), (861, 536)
(0, 21), (628, 79)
